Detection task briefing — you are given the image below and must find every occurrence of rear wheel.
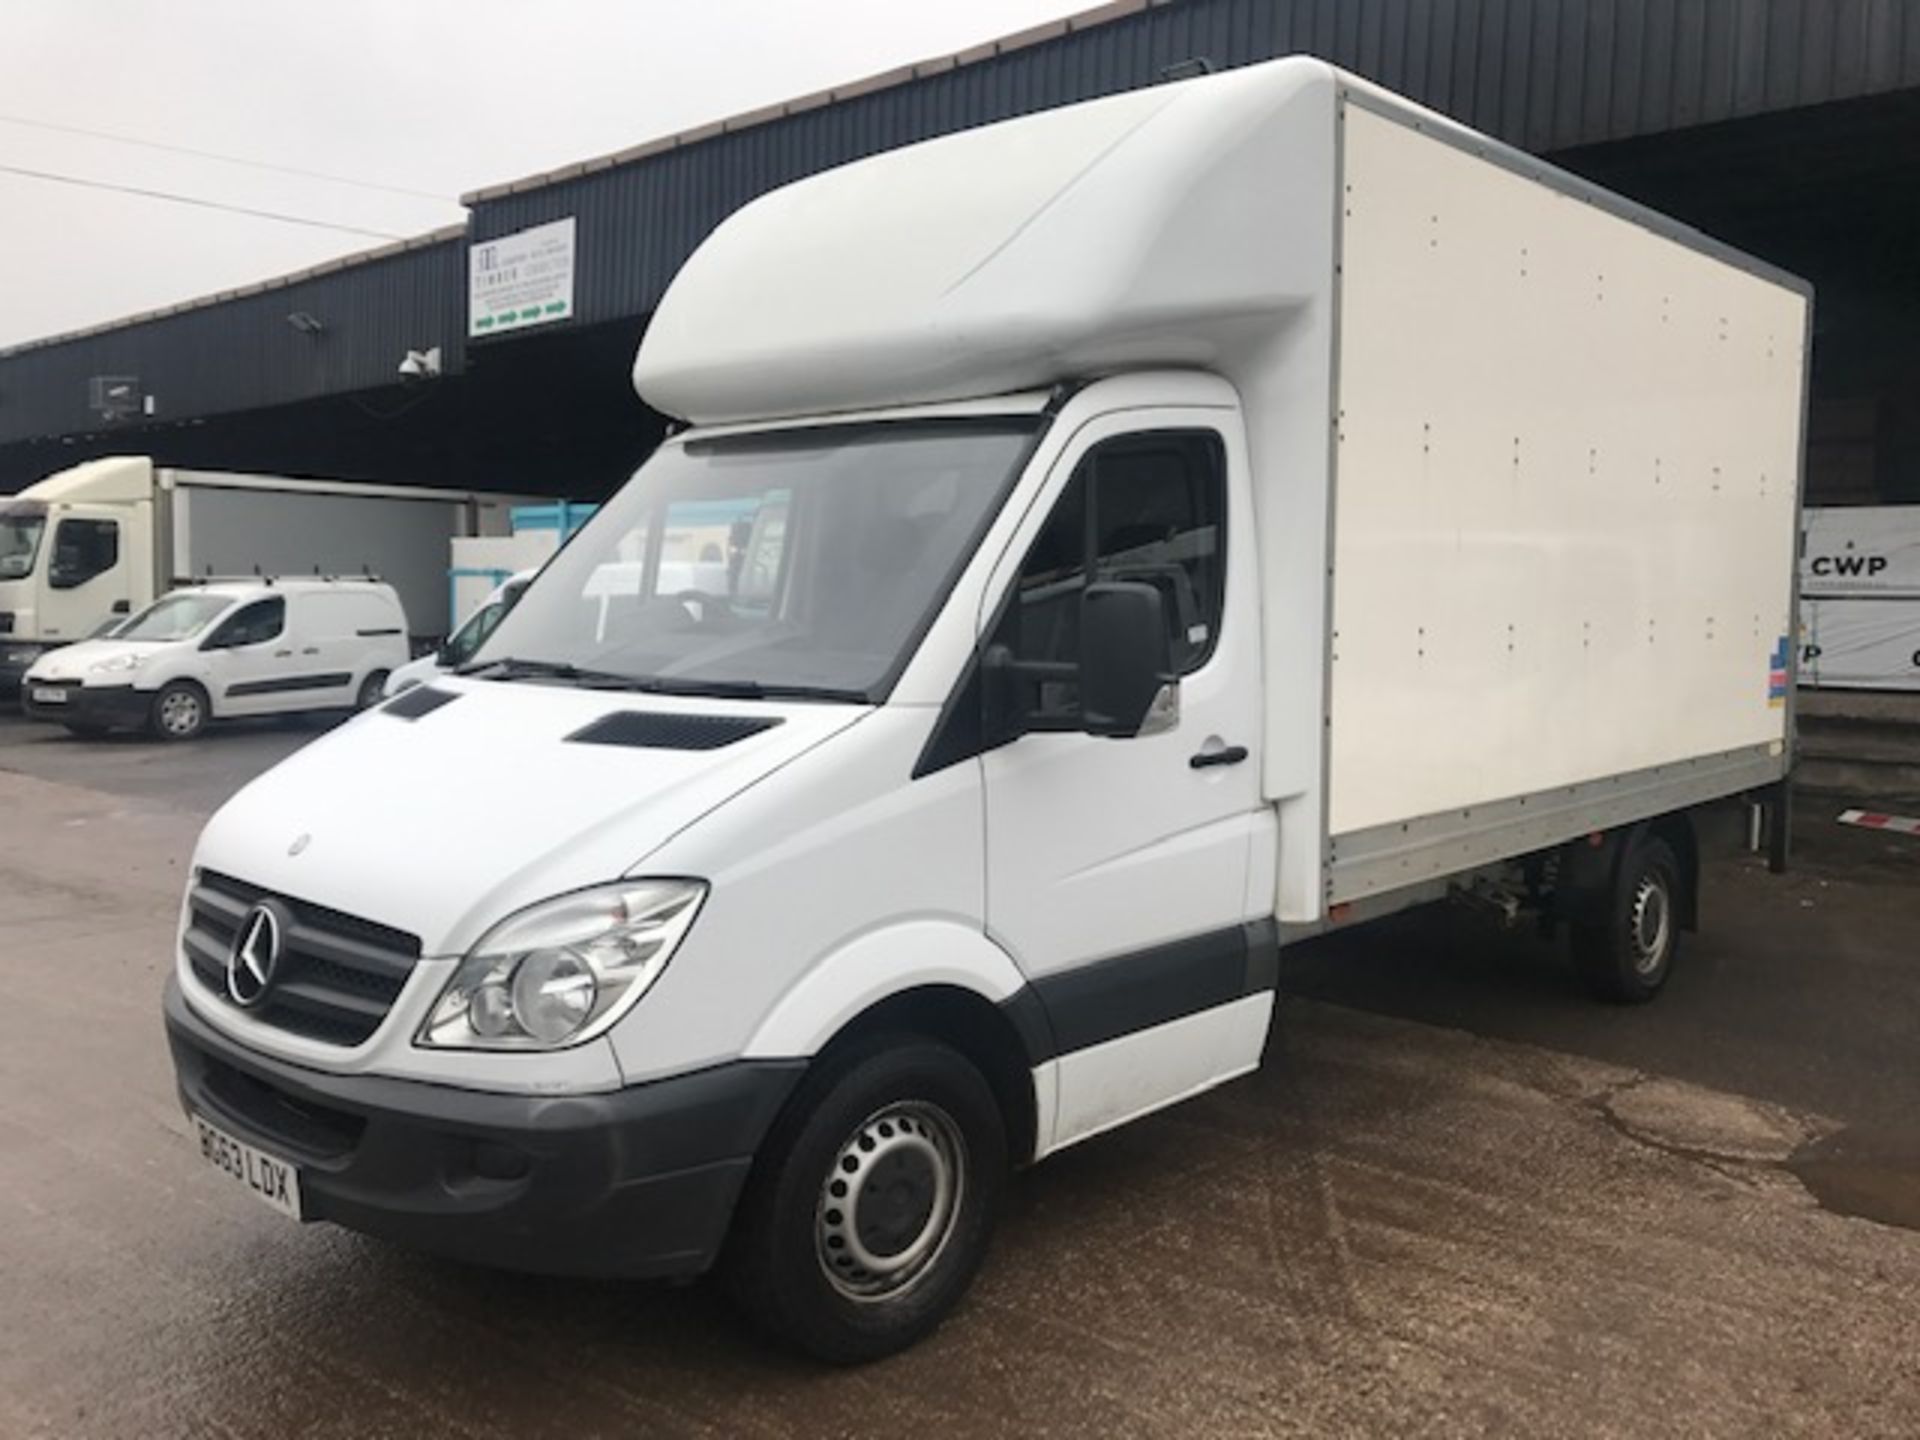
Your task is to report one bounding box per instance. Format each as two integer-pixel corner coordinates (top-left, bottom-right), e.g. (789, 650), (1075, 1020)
(149, 681), (209, 742)
(356, 671), (389, 710)
(1572, 834), (1682, 1003)
(723, 1036), (1006, 1364)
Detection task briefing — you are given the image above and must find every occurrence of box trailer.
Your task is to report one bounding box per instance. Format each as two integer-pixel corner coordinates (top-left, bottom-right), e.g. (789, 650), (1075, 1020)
(0, 457), (528, 695)
(161, 58), (1809, 1362)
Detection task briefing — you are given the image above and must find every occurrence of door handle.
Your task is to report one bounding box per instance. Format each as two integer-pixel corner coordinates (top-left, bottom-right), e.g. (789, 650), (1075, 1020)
(1190, 744), (1249, 769)
(301, 647), (320, 656)
(273, 649), (293, 658)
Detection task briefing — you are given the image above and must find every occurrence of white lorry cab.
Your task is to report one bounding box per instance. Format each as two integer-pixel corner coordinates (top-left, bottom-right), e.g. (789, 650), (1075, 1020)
(23, 578), (407, 739)
(163, 60), (1810, 1361)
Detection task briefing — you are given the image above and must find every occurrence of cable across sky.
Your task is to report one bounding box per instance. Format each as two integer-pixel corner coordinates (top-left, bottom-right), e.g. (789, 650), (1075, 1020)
(0, 111), (453, 202)
(0, 162), (409, 239)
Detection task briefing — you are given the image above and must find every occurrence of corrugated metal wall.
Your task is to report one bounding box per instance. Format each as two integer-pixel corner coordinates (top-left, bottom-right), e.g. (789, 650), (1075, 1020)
(470, 0), (1920, 331)
(0, 238), (464, 446)
(5, 0), (1919, 446)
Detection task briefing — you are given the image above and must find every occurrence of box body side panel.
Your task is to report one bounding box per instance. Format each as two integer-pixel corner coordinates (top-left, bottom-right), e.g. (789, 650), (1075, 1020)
(1328, 102), (1806, 839)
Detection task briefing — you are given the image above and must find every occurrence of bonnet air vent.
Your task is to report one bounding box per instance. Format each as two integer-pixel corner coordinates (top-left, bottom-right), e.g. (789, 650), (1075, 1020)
(383, 686), (460, 720)
(566, 711), (783, 751)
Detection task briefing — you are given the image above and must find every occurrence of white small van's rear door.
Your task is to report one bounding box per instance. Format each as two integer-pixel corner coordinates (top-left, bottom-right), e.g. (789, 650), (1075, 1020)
(979, 405), (1269, 1155)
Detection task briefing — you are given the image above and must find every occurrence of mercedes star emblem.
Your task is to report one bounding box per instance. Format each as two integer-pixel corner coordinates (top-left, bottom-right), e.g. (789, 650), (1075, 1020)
(227, 902), (286, 1008)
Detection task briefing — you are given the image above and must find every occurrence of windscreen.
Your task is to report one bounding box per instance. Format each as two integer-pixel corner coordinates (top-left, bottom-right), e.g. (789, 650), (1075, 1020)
(0, 502), (46, 581)
(476, 421), (1036, 701)
(117, 592), (234, 642)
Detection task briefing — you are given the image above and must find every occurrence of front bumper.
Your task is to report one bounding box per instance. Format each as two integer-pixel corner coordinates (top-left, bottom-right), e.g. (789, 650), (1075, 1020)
(19, 681), (149, 729)
(0, 648), (45, 703)
(164, 978), (804, 1279)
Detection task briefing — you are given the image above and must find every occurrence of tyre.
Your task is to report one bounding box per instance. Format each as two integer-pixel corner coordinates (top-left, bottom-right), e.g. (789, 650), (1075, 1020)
(723, 1035), (1007, 1364)
(356, 671), (390, 710)
(1571, 834), (1682, 1003)
(149, 681), (209, 742)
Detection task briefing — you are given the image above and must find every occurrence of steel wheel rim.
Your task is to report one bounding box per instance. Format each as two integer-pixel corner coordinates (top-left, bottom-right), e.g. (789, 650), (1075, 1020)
(1629, 871), (1672, 976)
(815, 1100), (965, 1303)
(160, 690), (200, 736)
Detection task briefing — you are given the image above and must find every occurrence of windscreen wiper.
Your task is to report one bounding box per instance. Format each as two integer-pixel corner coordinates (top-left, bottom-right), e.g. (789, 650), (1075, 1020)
(456, 657), (652, 690)
(640, 677), (872, 704)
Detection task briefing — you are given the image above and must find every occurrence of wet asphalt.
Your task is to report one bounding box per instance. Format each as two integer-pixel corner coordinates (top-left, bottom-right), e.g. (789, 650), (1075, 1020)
(3, 709), (1919, 1437)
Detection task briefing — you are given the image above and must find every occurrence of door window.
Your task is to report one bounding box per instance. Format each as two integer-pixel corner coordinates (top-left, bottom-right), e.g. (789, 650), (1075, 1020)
(1001, 430), (1226, 718)
(205, 597), (286, 649)
(48, 519), (120, 590)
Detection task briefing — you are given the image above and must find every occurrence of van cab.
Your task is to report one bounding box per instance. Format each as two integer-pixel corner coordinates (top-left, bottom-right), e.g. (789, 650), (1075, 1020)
(384, 570), (534, 699)
(22, 578), (407, 739)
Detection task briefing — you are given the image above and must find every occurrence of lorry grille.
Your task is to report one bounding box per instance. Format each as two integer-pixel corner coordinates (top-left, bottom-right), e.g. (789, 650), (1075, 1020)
(182, 871), (423, 1047)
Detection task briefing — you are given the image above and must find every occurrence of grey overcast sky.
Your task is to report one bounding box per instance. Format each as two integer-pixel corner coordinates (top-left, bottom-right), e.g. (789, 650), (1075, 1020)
(0, 0), (1091, 349)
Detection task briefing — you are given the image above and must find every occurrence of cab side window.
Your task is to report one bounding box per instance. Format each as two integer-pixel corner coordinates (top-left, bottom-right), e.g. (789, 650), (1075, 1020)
(48, 519), (120, 590)
(206, 598), (286, 649)
(1003, 431), (1226, 715)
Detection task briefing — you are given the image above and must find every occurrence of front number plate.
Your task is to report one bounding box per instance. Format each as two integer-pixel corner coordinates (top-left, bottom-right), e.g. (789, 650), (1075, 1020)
(30, 687), (68, 705)
(192, 1113), (303, 1220)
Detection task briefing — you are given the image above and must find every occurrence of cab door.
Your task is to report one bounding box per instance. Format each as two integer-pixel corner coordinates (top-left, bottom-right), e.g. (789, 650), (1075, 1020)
(978, 406), (1269, 1155)
(200, 596), (294, 716)
(38, 508), (130, 643)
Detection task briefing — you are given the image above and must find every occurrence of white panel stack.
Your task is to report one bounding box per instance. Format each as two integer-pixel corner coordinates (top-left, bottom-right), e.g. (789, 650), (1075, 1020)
(1801, 505), (1920, 691)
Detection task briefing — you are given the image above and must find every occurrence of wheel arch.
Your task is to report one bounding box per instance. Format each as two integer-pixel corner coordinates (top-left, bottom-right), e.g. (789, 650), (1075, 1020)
(1557, 812), (1698, 930)
(741, 921), (1049, 1167)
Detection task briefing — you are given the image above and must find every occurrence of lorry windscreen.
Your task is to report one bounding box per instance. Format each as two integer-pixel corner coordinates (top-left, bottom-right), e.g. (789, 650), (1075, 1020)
(0, 502), (46, 581)
(117, 593), (235, 642)
(476, 419), (1038, 702)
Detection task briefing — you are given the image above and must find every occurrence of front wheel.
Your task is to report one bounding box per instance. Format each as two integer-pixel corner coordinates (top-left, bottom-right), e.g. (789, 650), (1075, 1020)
(723, 1036), (1006, 1364)
(149, 681), (209, 742)
(1572, 834), (1682, 1003)
(356, 671), (390, 710)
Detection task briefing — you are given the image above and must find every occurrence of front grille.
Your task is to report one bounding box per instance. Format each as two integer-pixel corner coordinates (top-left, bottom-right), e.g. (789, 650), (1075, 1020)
(200, 1054), (366, 1161)
(183, 870), (423, 1047)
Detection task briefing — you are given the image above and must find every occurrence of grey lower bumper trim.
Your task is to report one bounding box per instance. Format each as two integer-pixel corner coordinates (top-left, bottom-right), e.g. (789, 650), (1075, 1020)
(1328, 742), (1787, 903)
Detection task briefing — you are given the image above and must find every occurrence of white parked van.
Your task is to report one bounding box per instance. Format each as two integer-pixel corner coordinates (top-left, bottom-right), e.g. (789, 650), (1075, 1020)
(23, 578), (407, 739)
(162, 61), (1808, 1361)
(385, 570), (535, 698)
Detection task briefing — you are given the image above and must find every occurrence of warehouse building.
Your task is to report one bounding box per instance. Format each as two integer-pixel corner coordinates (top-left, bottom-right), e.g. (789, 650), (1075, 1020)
(2, 0), (1917, 507)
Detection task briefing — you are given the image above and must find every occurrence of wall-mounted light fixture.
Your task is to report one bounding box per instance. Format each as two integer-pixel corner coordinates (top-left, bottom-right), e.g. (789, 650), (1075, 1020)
(286, 311), (326, 335)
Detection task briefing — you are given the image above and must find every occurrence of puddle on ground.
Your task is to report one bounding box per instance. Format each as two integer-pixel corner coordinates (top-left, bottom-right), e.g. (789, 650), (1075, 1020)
(1787, 1127), (1920, 1233)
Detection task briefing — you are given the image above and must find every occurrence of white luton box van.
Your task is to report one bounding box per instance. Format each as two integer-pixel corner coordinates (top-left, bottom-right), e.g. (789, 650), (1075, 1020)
(163, 59), (1809, 1361)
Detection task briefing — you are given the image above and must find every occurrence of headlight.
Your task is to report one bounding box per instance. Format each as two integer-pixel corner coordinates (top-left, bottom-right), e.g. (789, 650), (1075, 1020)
(417, 879), (706, 1050)
(4, 645), (41, 667)
(87, 653), (144, 675)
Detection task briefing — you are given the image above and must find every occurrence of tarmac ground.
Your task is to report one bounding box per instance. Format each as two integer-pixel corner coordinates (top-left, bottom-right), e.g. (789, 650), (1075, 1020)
(2, 709), (1918, 1438)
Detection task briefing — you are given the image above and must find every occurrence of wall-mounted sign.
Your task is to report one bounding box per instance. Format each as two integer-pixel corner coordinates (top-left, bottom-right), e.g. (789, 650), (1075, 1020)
(469, 217), (576, 337)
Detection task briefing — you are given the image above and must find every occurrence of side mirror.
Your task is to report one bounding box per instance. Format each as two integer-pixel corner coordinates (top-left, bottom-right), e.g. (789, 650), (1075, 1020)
(1080, 580), (1177, 737)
